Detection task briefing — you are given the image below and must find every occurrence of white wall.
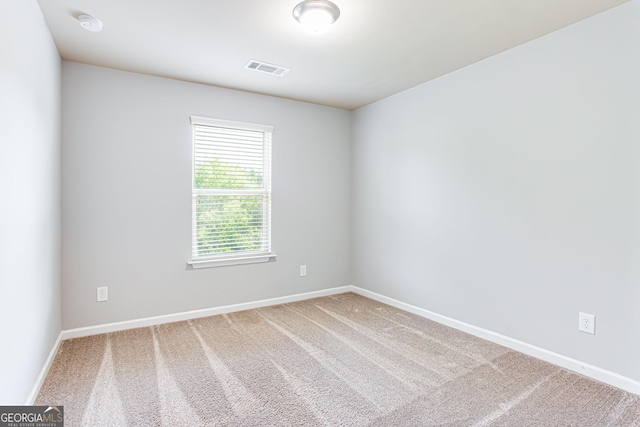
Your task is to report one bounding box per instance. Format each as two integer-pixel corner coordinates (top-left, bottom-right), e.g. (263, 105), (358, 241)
(352, 1), (640, 382)
(62, 62), (351, 329)
(0, 1), (62, 404)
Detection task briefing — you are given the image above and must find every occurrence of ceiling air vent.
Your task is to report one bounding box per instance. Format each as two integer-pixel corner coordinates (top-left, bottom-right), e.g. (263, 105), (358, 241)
(245, 60), (290, 77)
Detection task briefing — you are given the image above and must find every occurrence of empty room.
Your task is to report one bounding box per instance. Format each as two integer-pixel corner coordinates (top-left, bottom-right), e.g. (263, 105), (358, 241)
(1, 0), (640, 425)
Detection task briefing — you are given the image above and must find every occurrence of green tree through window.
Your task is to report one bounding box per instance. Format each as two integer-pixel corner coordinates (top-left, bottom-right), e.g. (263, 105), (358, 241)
(195, 160), (264, 256)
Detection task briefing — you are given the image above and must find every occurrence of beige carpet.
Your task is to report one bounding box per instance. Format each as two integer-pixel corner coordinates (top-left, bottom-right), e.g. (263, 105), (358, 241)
(37, 293), (640, 426)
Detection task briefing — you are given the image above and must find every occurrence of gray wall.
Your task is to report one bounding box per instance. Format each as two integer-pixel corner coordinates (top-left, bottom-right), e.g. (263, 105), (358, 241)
(352, 1), (640, 382)
(61, 62), (351, 329)
(0, 1), (62, 404)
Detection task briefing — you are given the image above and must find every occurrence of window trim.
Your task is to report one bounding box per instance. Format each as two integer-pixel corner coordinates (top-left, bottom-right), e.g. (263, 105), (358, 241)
(188, 254), (276, 269)
(188, 116), (276, 268)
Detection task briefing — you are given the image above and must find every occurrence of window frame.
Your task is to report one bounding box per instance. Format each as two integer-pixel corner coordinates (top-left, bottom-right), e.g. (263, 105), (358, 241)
(188, 116), (276, 269)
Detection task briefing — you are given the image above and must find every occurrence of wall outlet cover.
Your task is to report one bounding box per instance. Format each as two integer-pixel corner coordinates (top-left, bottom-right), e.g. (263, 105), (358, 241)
(97, 287), (108, 302)
(578, 312), (595, 334)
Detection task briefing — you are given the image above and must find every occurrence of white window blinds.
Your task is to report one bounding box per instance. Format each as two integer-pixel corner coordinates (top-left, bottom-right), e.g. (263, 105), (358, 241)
(191, 116), (272, 262)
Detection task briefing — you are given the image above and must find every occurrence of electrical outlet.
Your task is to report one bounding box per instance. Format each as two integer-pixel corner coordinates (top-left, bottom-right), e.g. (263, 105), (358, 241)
(97, 287), (108, 302)
(578, 312), (595, 334)
(300, 265), (307, 277)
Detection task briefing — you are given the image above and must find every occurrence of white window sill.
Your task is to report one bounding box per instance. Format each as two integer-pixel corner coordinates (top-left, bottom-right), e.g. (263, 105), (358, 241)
(188, 254), (277, 269)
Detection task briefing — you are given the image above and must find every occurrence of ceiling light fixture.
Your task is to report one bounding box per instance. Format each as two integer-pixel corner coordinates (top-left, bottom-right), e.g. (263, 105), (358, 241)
(78, 14), (103, 32)
(293, 0), (340, 34)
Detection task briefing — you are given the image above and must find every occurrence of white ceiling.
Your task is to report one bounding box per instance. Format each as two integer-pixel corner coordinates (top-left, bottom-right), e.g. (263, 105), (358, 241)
(37, 0), (629, 110)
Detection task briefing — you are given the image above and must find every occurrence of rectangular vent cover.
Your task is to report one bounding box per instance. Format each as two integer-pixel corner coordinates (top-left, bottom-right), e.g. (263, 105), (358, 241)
(245, 60), (290, 77)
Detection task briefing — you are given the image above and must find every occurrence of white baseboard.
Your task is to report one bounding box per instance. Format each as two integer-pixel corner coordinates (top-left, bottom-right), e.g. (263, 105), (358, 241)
(61, 286), (353, 340)
(25, 331), (63, 405)
(351, 286), (640, 396)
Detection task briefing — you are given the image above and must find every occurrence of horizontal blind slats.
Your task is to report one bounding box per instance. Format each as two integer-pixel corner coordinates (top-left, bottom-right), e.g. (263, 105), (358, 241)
(192, 120), (272, 260)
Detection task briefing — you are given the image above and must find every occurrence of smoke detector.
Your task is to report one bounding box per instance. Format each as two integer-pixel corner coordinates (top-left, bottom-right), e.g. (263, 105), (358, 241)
(78, 15), (103, 32)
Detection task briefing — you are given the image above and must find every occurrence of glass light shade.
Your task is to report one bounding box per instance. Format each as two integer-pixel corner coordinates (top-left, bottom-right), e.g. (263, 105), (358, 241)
(293, 0), (340, 34)
(299, 8), (333, 33)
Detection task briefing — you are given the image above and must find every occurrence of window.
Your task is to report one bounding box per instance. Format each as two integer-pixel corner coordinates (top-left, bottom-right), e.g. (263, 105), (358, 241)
(189, 116), (274, 268)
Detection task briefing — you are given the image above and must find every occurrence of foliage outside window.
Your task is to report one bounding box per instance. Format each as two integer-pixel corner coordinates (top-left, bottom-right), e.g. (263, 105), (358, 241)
(191, 116), (272, 262)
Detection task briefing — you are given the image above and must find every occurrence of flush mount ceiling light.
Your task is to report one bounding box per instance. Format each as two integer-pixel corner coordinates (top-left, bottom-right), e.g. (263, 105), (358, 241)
(78, 14), (103, 32)
(293, 0), (340, 34)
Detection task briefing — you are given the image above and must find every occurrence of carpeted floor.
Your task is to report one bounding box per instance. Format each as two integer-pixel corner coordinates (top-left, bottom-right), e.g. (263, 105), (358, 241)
(36, 293), (640, 426)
